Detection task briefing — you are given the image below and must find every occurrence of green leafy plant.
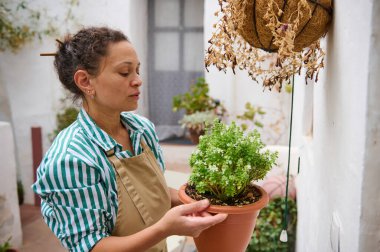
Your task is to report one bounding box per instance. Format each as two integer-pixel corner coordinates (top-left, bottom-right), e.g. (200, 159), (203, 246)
(237, 102), (266, 131)
(247, 197), (297, 252)
(0, 237), (11, 252)
(172, 77), (220, 114)
(0, 1), (80, 52)
(49, 106), (79, 141)
(189, 120), (278, 202)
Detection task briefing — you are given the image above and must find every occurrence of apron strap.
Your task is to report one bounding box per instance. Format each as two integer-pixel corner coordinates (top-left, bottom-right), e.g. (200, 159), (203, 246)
(140, 139), (151, 153)
(108, 153), (154, 225)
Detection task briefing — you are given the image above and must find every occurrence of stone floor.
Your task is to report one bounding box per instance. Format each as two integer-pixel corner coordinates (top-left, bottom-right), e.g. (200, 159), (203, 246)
(19, 143), (197, 252)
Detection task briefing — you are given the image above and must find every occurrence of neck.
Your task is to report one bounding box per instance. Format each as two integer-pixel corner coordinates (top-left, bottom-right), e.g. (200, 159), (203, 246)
(84, 102), (124, 137)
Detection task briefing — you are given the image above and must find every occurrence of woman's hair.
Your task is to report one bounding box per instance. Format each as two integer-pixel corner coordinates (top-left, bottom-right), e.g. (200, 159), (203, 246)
(54, 27), (129, 101)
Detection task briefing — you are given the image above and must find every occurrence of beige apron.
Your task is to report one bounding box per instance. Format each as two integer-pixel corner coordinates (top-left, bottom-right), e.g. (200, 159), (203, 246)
(107, 141), (171, 252)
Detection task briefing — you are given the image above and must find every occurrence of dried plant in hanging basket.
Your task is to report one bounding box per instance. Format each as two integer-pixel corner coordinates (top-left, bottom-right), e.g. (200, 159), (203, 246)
(205, 0), (333, 91)
(234, 0), (333, 52)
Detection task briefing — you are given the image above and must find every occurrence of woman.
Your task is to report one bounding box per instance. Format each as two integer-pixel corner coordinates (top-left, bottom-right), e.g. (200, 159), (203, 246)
(32, 27), (227, 252)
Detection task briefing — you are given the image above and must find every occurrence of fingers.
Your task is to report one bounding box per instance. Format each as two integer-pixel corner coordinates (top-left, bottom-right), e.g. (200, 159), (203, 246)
(200, 211), (212, 217)
(210, 213), (228, 225)
(190, 213), (228, 237)
(191, 213), (228, 229)
(178, 199), (210, 215)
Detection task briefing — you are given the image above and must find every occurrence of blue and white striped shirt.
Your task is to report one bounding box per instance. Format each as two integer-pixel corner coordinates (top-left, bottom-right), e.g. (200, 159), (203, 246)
(32, 108), (165, 251)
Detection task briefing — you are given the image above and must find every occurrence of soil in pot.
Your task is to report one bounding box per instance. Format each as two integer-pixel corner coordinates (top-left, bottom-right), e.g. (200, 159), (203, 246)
(185, 183), (262, 206)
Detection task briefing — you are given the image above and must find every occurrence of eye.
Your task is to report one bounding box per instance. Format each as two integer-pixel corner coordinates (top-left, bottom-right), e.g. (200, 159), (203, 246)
(119, 73), (129, 77)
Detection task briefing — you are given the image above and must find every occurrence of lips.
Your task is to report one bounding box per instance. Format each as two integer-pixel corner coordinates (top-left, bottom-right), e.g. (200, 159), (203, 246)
(129, 92), (140, 97)
(129, 92), (140, 100)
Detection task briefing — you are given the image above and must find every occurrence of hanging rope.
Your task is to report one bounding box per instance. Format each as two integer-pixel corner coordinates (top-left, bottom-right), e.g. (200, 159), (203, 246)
(280, 75), (295, 243)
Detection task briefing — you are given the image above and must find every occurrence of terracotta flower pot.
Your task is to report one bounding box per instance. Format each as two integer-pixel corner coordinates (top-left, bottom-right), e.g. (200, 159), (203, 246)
(187, 128), (204, 144)
(178, 184), (269, 252)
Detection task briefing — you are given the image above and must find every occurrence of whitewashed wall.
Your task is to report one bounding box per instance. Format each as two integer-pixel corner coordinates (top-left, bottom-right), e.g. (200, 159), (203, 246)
(205, 0), (379, 251)
(0, 0), (148, 204)
(296, 0), (378, 250)
(358, 1), (380, 251)
(0, 122), (22, 248)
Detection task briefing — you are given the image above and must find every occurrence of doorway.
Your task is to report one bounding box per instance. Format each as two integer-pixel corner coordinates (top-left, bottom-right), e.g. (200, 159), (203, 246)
(147, 0), (204, 140)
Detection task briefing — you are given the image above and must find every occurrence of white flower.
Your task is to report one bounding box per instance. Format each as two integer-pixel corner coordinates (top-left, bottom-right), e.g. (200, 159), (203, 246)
(208, 165), (218, 172)
(193, 149), (201, 155)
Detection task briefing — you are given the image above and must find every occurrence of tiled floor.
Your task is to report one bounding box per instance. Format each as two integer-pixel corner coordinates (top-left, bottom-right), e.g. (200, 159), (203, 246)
(20, 204), (66, 252)
(19, 143), (197, 252)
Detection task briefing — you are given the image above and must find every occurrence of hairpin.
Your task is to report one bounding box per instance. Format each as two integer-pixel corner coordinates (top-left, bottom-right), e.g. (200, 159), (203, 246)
(39, 38), (64, 56)
(40, 53), (58, 56)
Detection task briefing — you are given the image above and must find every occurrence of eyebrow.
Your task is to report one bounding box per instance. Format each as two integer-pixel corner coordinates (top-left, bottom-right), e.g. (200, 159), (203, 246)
(116, 61), (141, 67)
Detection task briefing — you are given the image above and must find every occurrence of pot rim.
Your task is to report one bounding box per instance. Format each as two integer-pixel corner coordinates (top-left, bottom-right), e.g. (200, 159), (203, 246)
(178, 183), (269, 214)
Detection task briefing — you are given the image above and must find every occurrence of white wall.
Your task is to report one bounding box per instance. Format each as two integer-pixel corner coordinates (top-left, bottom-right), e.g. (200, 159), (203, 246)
(359, 0), (380, 250)
(0, 122), (22, 248)
(0, 0), (148, 204)
(297, 0), (374, 251)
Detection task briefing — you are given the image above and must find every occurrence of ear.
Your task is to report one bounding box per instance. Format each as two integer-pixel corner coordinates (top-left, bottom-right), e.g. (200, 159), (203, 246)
(74, 69), (93, 94)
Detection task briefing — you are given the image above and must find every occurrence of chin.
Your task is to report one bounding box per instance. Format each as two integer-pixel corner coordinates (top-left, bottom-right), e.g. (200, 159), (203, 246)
(123, 105), (138, 112)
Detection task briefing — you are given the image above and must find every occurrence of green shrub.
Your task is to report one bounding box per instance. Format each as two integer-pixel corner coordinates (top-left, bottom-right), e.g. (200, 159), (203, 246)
(237, 102), (266, 131)
(172, 77), (218, 114)
(0, 237), (11, 252)
(247, 197), (297, 252)
(189, 120), (278, 202)
(50, 107), (79, 141)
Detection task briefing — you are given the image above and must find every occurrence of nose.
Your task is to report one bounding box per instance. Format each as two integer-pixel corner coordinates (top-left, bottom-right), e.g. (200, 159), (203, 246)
(131, 75), (142, 87)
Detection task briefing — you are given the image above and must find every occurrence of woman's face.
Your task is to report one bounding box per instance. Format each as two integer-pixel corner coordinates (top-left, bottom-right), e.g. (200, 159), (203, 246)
(89, 41), (142, 113)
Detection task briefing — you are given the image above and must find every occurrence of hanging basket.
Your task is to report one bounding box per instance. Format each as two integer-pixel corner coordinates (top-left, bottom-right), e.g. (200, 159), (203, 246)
(231, 0), (333, 52)
(205, 0), (334, 90)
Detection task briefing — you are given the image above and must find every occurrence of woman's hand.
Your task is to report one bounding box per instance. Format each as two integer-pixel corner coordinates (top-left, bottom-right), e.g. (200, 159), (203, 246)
(92, 199), (227, 251)
(157, 199), (228, 238)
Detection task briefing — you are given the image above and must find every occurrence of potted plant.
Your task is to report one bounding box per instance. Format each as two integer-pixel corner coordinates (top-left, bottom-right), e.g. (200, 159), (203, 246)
(178, 110), (218, 144)
(172, 77), (226, 143)
(178, 120), (278, 252)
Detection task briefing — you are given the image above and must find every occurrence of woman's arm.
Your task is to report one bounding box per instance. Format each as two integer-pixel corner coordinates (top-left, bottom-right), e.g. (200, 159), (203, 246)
(91, 223), (165, 252)
(92, 199), (227, 252)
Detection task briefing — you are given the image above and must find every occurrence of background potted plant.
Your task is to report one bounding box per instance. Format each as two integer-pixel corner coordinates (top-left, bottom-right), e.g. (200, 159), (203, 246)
(172, 77), (226, 143)
(178, 120), (278, 252)
(178, 110), (218, 144)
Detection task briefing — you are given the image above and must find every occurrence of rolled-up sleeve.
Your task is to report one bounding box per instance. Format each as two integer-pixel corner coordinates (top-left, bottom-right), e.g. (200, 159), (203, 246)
(33, 153), (112, 251)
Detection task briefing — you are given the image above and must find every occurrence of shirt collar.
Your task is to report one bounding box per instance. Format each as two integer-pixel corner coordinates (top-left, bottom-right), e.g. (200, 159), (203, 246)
(120, 111), (145, 134)
(77, 108), (145, 152)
